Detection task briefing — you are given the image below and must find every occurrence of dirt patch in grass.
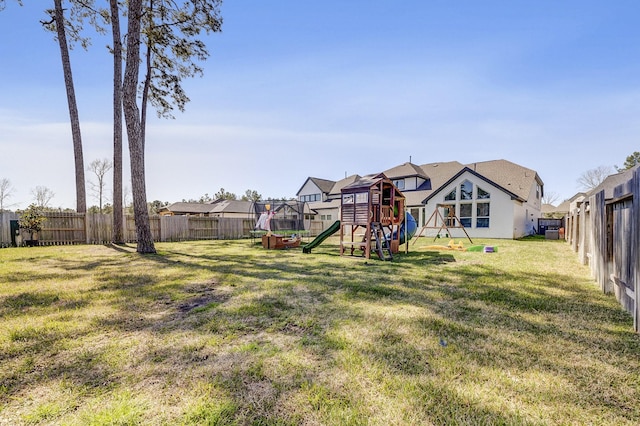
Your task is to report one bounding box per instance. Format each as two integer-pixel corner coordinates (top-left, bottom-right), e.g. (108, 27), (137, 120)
(1, 240), (639, 425)
(177, 280), (229, 313)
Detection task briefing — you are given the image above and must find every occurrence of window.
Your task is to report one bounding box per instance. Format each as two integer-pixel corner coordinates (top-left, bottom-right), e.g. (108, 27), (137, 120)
(320, 214), (332, 221)
(444, 189), (456, 201)
(305, 214), (316, 220)
(477, 187), (490, 199)
(410, 208), (421, 225)
(343, 194), (354, 204)
(460, 180), (473, 200)
(459, 203), (472, 228)
(536, 184), (541, 199)
(393, 179), (405, 190)
(300, 193), (321, 202)
(442, 205), (455, 226)
(443, 180), (490, 229)
(355, 192), (368, 203)
(476, 202), (490, 228)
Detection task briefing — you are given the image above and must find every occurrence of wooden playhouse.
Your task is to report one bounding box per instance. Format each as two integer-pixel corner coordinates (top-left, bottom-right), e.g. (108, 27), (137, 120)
(339, 173), (406, 260)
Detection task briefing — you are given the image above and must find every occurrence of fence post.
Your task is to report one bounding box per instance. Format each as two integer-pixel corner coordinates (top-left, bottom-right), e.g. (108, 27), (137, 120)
(633, 169), (640, 332)
(84, 212), (90, 244)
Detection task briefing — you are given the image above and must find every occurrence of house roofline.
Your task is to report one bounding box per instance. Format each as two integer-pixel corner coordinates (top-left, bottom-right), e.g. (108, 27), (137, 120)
(421, 167), (525, 204)
(296, 176), (336, 197)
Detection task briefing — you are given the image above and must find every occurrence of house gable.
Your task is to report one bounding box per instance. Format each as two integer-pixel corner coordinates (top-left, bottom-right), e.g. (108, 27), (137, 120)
(384, 162), (429, 191)
(422, 170), (520, 239)
(297, 177), (333, 203)
(422, 167), (522, 204)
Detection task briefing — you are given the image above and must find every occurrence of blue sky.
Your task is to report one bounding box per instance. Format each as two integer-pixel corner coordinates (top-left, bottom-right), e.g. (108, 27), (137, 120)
(0, 0), (638, 209)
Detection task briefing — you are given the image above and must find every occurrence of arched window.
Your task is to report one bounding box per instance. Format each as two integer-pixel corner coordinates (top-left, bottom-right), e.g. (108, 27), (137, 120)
(460, 180), (473, 200)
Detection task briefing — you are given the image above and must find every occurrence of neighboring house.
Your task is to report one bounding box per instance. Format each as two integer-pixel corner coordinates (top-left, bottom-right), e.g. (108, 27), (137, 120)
(543, 193), (583, 219)
(297, 175), (360, 228)
(158, 202), (218, 216)
(298, 159), (545, 239)
(209, 200), (254, 218)
(541, 203), (558, 217)
(158, 200), (253, 218)
(382, 162), (431, 223)
(383, 161), (462, 226)
(297, 177), (335, 203)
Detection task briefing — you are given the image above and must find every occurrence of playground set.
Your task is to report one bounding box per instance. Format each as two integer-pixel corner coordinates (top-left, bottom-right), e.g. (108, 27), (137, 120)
(303, 173), (417, 260)
(413, 203), (473, 243)
(252, 177), (496, 259)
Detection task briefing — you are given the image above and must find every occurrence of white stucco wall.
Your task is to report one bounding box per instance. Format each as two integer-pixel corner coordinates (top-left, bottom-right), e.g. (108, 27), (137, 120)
(423, 172), (517, 239)
(512, 202), (528, 239)
(307, 199), (340, 225)
(511, 180), (542, 238)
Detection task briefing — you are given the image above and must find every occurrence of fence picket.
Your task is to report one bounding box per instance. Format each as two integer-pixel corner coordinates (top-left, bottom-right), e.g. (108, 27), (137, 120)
(0, 213), (295, 247)
(568, 167), (640, 332)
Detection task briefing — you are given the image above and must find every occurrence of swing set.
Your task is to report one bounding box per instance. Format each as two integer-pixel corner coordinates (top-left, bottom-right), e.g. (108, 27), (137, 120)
(413, 203), (473, 244)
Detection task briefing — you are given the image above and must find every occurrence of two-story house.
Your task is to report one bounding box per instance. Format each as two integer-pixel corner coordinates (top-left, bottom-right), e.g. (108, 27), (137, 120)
(298, 159), (544, 239)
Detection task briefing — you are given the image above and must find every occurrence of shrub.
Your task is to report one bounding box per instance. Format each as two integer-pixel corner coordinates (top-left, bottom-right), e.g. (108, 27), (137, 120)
(17, 204), (47, 241)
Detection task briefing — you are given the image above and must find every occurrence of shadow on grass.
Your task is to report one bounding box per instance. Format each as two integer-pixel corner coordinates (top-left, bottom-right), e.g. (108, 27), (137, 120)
(2, 240), (639, 424)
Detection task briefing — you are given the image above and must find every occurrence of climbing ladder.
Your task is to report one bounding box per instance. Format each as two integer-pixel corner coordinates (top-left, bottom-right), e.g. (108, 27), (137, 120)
(342, 222), (394, 261)
(371, 222), (393, 261)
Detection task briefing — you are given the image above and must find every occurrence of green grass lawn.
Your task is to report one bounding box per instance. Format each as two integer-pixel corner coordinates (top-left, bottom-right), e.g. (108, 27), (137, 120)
(1, 237), (638, 425)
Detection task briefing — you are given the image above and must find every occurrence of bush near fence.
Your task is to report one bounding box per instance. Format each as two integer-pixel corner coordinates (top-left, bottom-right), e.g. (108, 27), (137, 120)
(0, 212), (256, 246)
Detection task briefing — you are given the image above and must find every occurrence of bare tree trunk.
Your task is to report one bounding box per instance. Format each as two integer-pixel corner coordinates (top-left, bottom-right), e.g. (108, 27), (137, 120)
(98, 180), (103, 212)
(122, 0), (156, 254)
(140, 0), (153, 151)
(110, 0), (124, 244)
(53, 0), (86, 213)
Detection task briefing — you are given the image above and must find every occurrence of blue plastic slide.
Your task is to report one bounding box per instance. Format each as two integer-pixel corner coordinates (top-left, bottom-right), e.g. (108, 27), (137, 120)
(400, 214), (418, 244)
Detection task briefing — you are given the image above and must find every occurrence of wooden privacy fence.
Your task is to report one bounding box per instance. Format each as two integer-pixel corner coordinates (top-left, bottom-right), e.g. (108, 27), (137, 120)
(0, 212), (256, 246)
(566, 167), (640, 332)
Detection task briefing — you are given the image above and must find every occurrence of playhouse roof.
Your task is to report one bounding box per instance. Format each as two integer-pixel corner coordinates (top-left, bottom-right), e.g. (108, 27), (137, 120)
(341, 173), (406, 199)
(341, 173), (389, 192)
